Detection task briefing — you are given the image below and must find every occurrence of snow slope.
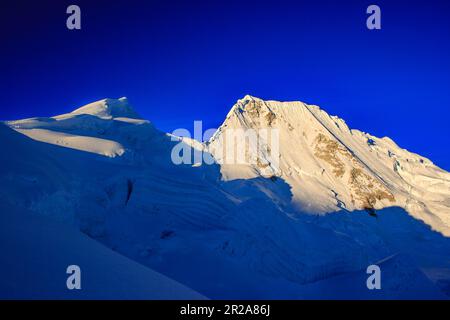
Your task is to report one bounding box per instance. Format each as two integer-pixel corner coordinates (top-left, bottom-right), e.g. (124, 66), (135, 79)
(6, 98), (149, 158)
(0, 203), (205, 300)
(1, 96), (449, 299)
(0, 124), (204, 299)
(207, 95), (450, 237)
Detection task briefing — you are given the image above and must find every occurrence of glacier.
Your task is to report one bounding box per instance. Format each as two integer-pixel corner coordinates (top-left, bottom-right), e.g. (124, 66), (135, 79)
(1, 96), (449, 299)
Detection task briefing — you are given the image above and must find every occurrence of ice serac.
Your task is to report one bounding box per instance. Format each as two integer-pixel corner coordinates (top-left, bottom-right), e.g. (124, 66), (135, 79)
(207, 95), (450, 237)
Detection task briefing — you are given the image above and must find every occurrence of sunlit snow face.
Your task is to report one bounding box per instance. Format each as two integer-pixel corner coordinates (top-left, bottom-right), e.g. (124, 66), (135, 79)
(171, 121), (280, 176)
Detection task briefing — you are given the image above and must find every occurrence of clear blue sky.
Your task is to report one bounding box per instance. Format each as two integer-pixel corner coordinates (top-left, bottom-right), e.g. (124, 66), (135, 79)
(1, 0), (449, 170)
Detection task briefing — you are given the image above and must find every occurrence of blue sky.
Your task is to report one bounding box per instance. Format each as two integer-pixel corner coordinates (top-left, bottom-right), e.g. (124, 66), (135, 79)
(1, 0), (449, 169)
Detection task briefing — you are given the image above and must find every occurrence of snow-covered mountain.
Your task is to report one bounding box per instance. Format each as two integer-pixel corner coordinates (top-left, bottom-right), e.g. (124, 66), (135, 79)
(207, 95), (450, 236)
(1, 96), (450, 299)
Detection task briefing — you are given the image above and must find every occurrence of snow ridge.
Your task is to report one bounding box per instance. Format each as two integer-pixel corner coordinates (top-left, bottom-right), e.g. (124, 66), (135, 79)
(71, 97), (142, 119)
(207, 96), (450, 237)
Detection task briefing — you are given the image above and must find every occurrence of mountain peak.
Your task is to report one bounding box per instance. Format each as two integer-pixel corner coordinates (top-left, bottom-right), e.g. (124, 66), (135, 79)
(206, 96), (450, 237)
(70, 97), (142, 119)
(239, 94), (260, 102)
(224, 95), (271, 120)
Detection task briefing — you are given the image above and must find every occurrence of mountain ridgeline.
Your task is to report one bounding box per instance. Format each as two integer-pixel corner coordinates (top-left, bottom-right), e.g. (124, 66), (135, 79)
(1, 95), (450, 299)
